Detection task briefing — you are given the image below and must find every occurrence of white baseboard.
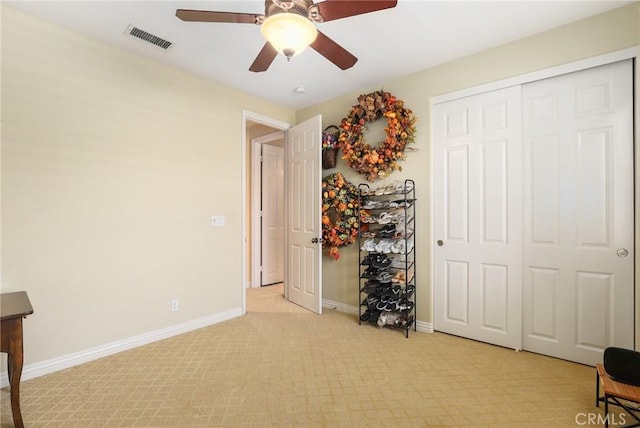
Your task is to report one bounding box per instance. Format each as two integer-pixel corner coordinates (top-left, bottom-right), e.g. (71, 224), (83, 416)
(322, 298), (359, 315)
(323, 299), (433, 333)
(0, 307), (242, 388)
(415, 320), (434, 333)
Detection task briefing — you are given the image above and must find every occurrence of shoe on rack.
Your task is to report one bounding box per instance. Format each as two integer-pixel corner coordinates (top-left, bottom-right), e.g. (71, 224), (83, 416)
(363, 267), (379, 280)
(391, 271), (400, 283)
(397, 271), (407, 285)
(372, 255), (391, 269)
(375, 300), (388, 311)
(391, 240), (405, 254)
(376, 270), (394, 283)
(361, 239), (376, 252)
(360, 210), (372, 223)
(387, 240), (396, 254)
(378, 212), (394, 224)
(392, 213), (405, 224)
(364, 200), (382, 209)
(404, 267), (415, 284)
(363, 280), (380, 294)
(397, 299), (414, 312)
(396, 312), (409, 327)
(385, 297), (400, 311)
(378, 224), (396, 238)
(392, 271), (406, 283)
(374, 239), (385, 254)
(366, 295), (380, 310)
(370, 253), (386, 268)
(380, 283), (392, 294)
(403, 284), (415, 299)
(363, 265), (377, 274)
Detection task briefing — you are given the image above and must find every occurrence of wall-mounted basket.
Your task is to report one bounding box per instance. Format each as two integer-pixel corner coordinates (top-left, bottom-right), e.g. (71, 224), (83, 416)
(322, 125), (340, 170)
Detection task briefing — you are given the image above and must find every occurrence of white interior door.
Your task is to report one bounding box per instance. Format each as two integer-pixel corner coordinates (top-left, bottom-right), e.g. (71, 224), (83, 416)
(286, 115), (322, 314)
(261, 143), (284, 285)
(433, 86), (523, 350)
(521, 60), (634, 365)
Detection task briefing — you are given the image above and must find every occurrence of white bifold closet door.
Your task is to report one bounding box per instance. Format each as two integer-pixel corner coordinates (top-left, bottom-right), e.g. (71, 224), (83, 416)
(433, 85), (523, 351)
(434, 60), (634, 365)
(521, 60), (634, 365)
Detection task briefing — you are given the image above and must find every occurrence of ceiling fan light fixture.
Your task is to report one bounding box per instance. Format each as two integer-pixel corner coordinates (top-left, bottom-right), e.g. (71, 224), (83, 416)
(260, 12), (318, 60)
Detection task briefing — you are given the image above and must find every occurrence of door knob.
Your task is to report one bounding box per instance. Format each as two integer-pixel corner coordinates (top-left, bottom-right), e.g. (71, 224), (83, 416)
(437, 240), (444, 246)
(617, 248), (629, 258)
(311, 237), (318, 244)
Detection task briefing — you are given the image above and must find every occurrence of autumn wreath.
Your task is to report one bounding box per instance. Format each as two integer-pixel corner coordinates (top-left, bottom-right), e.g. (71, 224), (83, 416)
(322, 172), (359, 261)
(339, 90), (416, 182)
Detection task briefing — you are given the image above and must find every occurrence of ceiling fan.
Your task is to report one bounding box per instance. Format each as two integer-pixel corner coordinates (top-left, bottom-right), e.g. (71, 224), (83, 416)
(176, 0), (398, 72)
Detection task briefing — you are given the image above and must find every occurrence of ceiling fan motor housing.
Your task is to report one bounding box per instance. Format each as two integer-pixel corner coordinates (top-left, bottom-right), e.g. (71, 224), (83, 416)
(266, 0), (321, 22)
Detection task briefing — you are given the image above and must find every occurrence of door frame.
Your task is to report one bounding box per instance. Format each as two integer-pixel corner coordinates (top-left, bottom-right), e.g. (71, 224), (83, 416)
(242, 110), (291, 315)
(251, 130), (286, 288)
(429, 46), (640, 347)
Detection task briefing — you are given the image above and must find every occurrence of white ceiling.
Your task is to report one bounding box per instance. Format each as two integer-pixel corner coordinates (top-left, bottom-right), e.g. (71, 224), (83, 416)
(6, 0), (633, 110)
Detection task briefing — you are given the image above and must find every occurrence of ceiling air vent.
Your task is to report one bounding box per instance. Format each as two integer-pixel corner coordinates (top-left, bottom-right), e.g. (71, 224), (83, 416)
(124, 24), (172, 50)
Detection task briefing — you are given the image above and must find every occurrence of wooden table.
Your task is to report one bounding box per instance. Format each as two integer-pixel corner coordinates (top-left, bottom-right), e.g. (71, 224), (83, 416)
(1, 292), (33, 428)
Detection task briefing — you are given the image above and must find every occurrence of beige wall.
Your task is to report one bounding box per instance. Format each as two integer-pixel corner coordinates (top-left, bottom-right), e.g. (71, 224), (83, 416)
(1, 5), (294, 367)
(298, 3), (640, 325)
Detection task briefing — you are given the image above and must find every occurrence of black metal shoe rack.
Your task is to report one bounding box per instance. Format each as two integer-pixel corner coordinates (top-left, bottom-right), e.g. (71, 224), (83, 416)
(357, 179), (416, 338)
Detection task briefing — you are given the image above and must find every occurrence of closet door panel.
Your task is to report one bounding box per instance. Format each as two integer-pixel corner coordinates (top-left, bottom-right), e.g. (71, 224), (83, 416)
(434, 86), (522, 350)
(522, 60), (633, 365)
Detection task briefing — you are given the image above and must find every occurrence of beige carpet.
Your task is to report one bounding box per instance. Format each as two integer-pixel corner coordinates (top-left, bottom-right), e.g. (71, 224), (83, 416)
(0, 284), (625, 427)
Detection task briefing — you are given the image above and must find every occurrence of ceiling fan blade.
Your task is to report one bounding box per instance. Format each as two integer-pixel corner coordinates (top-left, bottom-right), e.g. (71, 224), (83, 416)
(310, 31), (357, 70)
(315, 0), (397, 22)
(176, 9), (261, 24)
(249, 43), (278, 72)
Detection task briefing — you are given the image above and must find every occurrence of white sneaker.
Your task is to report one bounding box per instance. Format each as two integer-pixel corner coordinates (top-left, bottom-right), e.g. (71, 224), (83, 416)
(361, 239), (376, 252)
(392, 240), (405, 254)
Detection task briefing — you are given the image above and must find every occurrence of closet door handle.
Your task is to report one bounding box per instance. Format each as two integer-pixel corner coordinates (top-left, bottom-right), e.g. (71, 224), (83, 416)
(437, 240), (444, 247)
(617, 248), (629, 258)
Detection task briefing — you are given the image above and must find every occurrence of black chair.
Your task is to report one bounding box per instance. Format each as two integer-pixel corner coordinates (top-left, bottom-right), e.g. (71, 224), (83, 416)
(596, 347), (640, 427)
(604, 347), (640, 386)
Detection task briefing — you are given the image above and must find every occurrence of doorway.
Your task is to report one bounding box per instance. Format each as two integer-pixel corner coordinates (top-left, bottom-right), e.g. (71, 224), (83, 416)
(242, 112), (291, 315)
(251, 131), (285, 288)
(241, 112), (324, 316)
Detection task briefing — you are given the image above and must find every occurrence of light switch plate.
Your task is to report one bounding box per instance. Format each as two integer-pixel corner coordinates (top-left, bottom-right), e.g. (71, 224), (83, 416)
(211, 215), (225, 227)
